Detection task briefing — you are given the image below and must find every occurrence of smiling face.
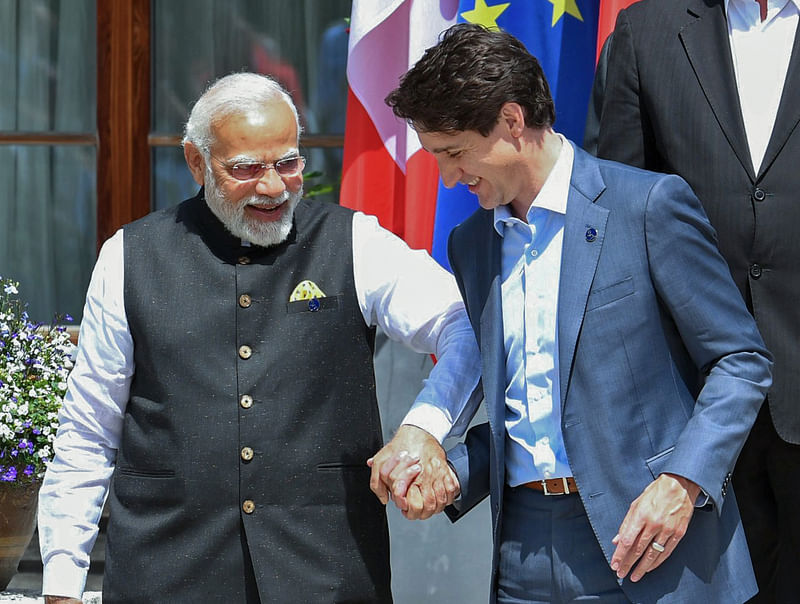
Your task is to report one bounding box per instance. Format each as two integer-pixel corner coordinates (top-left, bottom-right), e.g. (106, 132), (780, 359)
(184, 97), (304, 247)
(416, 102), (535, 219)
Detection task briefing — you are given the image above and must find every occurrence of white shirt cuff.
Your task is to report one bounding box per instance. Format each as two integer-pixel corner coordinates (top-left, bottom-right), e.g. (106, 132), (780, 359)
(401, 402), (455, 443)
(42, 553), (88, 600)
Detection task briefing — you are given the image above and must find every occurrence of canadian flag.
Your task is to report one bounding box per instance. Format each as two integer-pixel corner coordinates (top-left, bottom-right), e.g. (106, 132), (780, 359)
(340, 0), (458, 252)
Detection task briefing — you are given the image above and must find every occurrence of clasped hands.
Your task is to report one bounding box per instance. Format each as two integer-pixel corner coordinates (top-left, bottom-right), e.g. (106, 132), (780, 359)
(368, 427), (700, 584)
(367, 424), (460, 520)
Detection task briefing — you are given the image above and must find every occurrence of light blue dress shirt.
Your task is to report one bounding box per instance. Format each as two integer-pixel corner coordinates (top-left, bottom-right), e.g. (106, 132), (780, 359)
(494, 136), (574, 486)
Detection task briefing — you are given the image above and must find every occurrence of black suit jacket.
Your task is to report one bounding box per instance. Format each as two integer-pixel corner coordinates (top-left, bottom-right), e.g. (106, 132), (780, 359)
(597, 0), (800, 443)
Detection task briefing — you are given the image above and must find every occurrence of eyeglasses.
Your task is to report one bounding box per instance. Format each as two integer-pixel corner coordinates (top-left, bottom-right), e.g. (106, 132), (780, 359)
(209, 154), (306, 181)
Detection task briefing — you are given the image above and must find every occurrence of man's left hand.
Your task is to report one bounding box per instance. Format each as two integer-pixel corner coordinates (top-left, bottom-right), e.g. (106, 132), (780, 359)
(610, 473), (700, 582)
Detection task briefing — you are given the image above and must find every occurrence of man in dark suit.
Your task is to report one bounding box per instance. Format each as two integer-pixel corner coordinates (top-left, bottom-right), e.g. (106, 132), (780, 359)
(370, 23), (773, 603)
(595, 1), (800, 600)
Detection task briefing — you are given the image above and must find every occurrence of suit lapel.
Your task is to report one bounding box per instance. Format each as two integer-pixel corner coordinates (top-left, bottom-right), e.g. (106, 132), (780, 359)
(759, 19), (800, 178)
(680, 0), (755, 180)
(476, 216), (506, 452)
(558, 147), (609, 411)
(465, 212), (508, 503)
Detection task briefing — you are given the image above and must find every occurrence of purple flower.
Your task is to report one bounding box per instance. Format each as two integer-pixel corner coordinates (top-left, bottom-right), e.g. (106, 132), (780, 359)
(65, 314), (74, 322)
(23, 465), (34, 476)
(1, 467), (17, 482)
(33, 428), (41, 435)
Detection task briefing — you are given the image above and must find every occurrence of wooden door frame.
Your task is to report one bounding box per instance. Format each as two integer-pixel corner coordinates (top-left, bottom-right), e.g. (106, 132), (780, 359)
(96, 0), (151, 249)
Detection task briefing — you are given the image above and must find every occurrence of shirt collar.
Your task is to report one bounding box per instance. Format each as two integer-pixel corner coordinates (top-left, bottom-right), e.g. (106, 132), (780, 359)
(725, 0), (799, 23)
(493, 134), (573, 236)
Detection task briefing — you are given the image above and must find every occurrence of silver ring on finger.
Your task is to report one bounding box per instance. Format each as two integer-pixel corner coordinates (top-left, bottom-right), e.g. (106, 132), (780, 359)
(650, 541), (666, 553)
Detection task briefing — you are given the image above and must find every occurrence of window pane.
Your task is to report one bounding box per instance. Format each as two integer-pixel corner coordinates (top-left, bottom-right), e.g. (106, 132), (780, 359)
(0, 0), (96, 133)
(151, 0), (350, 209)
(152, 0), (351, 136)
(0, 146), (97, 323)
(152, 146), (200, 211)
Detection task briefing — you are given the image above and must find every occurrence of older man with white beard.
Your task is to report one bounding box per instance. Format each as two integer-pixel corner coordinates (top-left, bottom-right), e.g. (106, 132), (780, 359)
(37, 72), (479, 604)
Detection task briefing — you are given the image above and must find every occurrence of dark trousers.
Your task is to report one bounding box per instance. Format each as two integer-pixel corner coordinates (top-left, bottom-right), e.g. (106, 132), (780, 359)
(734, 403), (800, 604)
(497, 485), (629, 604)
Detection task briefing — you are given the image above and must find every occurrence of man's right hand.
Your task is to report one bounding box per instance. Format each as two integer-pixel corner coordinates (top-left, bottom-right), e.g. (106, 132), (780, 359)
(45, 597), (82, 604)
(367, 424), (460, 519)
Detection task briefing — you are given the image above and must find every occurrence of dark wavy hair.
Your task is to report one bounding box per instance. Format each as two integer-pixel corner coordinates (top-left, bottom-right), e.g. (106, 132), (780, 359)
(386, 23), (556, 136)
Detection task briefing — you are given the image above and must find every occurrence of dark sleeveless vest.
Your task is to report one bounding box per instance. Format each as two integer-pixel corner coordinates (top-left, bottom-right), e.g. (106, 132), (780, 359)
(106, 193), (391, 603)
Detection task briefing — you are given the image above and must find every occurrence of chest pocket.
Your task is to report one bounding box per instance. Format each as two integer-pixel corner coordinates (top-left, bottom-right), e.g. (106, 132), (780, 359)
(586, 276), (634, 311)
(286, 294), (342, 314)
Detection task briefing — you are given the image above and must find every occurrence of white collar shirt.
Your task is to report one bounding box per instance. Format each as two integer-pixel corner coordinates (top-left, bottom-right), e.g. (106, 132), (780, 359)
(725, 0), (800, 174)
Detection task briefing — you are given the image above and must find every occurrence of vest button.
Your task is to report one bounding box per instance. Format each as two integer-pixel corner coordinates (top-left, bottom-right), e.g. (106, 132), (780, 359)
(240, 394), (253, 409)
(241, 446), (254, 461)
(242, 499), (255, 514)
(749, 264), (762, 279)
(239, 345), (252, 360)
(237, 256), (251, 265)
(752, 187), (766, 202)
(239, 294), (252, 308)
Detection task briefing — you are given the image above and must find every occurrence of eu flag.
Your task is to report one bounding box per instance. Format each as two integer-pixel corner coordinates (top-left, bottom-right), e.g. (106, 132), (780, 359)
(430, 0), (601, 270)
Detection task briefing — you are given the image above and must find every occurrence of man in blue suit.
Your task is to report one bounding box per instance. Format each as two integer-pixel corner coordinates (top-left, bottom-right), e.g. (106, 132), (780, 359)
(371, 23), (773, 603)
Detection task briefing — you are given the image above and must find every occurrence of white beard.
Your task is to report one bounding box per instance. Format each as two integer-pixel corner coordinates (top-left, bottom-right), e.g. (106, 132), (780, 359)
(204, 166), (302, 248)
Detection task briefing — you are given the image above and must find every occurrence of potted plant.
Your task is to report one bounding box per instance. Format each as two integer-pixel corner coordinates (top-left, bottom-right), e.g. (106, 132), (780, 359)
(0, 275), (73, 590)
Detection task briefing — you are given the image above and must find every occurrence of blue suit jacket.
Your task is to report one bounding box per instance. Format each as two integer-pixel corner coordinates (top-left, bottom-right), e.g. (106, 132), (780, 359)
(445, 144), (772, 603)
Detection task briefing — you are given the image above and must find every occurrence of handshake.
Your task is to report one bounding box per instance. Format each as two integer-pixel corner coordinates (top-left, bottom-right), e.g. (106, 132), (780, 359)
(367, 424), (461, 520)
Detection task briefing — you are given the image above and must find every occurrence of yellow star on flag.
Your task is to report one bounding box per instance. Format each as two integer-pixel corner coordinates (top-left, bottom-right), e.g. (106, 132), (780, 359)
(460, 0), (511, 31)
(547, 0), (583, 26)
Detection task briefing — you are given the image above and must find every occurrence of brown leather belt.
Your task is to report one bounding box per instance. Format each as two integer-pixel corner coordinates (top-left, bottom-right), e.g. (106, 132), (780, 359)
(522, 477), (578, 496)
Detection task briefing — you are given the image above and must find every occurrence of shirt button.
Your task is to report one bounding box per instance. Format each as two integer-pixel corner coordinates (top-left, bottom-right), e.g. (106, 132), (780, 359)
(752, 188), (766, 202)
(240, 394), (253, 409)
(239, 294), (252, 308)
(750, 264), (762, 279)
(241, 446), (254, 461)
(530, 249), (539, 258)
(237, 256), (251, 265)
(242, 499), (255, 514)
(239, 345), (252, 359)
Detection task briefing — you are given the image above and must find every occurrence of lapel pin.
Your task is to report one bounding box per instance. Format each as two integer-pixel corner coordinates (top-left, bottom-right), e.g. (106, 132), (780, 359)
(308, 297), (321, 312)
(585, 227), (598, 243)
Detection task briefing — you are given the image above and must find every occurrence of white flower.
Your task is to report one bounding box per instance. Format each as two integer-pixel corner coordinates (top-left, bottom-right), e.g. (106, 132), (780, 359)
(0, 276), (72, 483)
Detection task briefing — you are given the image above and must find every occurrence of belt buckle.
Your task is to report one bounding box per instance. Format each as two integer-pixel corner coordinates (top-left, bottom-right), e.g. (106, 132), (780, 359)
(541, 477), (571, 496)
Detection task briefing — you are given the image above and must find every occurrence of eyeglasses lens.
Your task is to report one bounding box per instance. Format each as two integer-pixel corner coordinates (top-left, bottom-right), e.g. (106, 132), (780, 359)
(231, 163), (265, 180)
(275, 157), (304, 177)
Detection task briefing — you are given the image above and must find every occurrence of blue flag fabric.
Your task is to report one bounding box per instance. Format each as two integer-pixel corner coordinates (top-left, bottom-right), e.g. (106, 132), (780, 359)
(430, 0), (600, 270)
